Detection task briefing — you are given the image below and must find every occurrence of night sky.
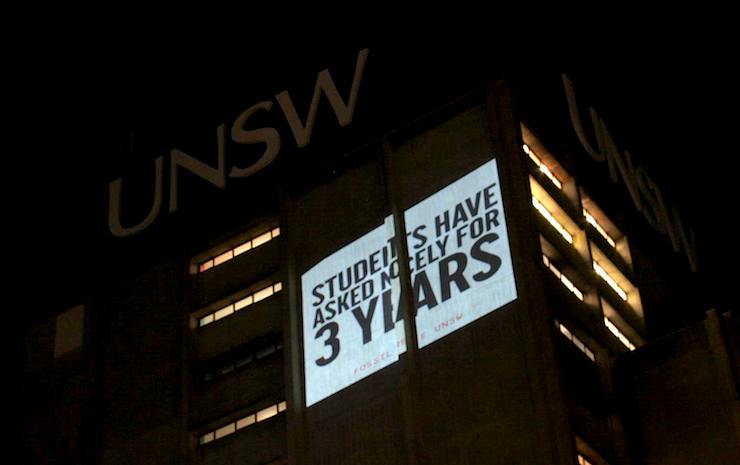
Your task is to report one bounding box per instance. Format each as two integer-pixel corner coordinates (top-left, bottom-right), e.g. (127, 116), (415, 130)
(9, 29), (735, 329)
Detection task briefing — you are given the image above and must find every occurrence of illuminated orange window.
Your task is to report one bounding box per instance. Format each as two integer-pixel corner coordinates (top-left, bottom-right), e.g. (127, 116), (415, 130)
(196, 226), (281, 273)
(198, 281), (283, 328)
(199, 400), (287, 446)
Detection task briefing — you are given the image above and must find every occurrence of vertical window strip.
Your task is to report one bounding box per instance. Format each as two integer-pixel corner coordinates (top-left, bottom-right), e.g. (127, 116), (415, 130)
(583, 209), (616, 247)
(198, 282), (283, 328)
(543, 255), (584, 301)
(554, 319), (595, 362)
(604, 316), (636, 350)
(523, 144), (562, 189)
(532, 197), (573, 244)
(199, 400), (287, 446)
(593, 261), (627, 300)
(197, 227), (281, 273)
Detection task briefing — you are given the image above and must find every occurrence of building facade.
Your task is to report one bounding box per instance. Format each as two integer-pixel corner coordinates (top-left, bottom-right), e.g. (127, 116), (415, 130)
(18, 46), (739, 465)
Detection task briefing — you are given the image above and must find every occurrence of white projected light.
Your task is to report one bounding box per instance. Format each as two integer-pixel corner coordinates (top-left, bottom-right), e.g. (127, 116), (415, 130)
(301, 158), (517, 407)
(403, 158), (518, 349)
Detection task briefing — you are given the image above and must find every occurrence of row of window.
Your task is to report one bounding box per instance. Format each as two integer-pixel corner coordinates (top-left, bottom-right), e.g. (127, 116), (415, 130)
(554, 318), (595, 362)
(532, 196), (573, 244)
(524, 143), (562, 189)
(198, 227), (281, 273)
(542, 254), (584, 301)
(198, 282), (283, 328)
(604, 316), (636, 351)
(199, 400), (287, 446)
(593, 261), (627, 301)
(203, 340), (284, 383)
(583, 209), (616, 247)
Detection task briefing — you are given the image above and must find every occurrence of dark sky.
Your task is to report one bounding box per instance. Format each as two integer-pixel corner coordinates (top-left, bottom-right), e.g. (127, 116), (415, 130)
(9, 29), (735, 327)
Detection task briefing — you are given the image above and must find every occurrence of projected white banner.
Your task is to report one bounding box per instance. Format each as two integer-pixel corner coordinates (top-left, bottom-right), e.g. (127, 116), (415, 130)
(301, 158), (517, 406)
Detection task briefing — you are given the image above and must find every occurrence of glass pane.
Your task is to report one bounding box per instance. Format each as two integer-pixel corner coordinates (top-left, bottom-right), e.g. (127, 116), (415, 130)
(251, 231), (272, 248)
(214, 423), (235, 439)
(213, 250), (233, 267)
(234, 295), (253, 311)
(199, 432), (214, 445)
(214, 305), (234, 321)
(199, 314), (214, 327)
(233, 241), (252, 257)
(256, 405), (278, 422)
(236, 414), (256, 430)
(252, 286), (274, 303)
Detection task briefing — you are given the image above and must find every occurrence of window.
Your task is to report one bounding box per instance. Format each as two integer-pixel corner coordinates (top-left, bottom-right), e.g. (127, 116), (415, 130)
(197, 227), (281, 273)
(199, 400), (287, 446)
(198, 281), (283, 328)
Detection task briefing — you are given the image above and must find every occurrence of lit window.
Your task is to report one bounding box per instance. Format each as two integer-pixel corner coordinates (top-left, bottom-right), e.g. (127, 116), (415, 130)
(234, 295), (253, 311)
(213, 250), (233, 267)
(199, 314), (214, 327)
(199, 400), (286, 446)
(543, 255), (584, 301)
(214, 423), (236, 440)
(523, 144), (562, 189)
(199, 260), (214, 273)
(198, 281), (283, 328)
(604, 317), (636, 351)
(196, 226), (281, 273)
(256, 405), (278, 422)
(213, 304), (235, 322)
(233, 241), (252, 257)
(199, 432), (214, 445)
(593, 261), (627, 300)
(253, 286), (274, 303)
(532, 197), (573, 244)
(236, 414), (255, 430)
(583, 209), (616, 247)
(555, 319), (595, 361)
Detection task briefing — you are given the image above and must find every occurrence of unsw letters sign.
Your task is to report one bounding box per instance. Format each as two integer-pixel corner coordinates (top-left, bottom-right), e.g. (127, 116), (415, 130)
(301, 158), (517, 406)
